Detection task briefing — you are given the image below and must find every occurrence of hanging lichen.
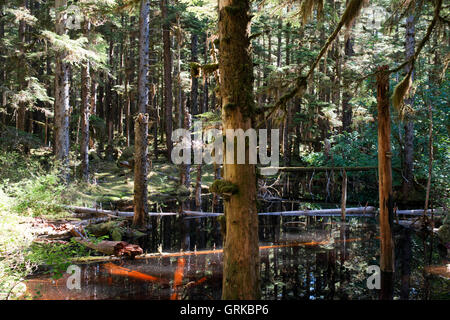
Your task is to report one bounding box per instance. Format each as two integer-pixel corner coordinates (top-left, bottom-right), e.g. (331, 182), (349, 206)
(392, 71), (413, 119)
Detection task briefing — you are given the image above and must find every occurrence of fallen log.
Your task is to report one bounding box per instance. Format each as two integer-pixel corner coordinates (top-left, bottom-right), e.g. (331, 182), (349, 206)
(258, 166), (378, 174)
(102, 263), (167, 283)
(75, 216), (119, 226)
(396, 209), (443, 215)
(171, 258), (186, 300)
(184, 206), (376, 217)
(73, 237), (143, 258)
(70, 236), (378, 263)
(65, 205), (179, 217)
(66, 205), (444, 219)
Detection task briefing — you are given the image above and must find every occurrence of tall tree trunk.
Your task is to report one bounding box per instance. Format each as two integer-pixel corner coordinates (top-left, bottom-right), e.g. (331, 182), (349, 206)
(283, 18), (291, 166)
(202, 33), (209, 113)
(80, 20), (91, 182)
(125, 26), (132, 147)
(424, 101), (433, 216)
(105, 40), (114, 161)
(401, 10), (416, 198)
(133, 0), (150, 228)
(341, 0), (354, 132)
(17, 0), (27, 132)
(276, 19), (282, 68)
(191, 33), (199, 115)
(175, 12), (182, 129)
(161, 0), (173, 158)
(182, 92), (191, 187)
(0, 4), (6, 125)
(54, 0), (70, 176)
(376, 66), (394, 300)
(89, 76), (97, 149)
(219, 0), (260, 300)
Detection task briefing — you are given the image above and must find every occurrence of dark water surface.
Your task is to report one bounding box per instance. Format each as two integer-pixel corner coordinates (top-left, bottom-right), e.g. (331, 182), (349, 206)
(25, 215), (450, 300)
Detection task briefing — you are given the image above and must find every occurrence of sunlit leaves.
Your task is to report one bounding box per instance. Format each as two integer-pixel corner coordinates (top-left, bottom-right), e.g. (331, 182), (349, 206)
(41, 31), (106, 67)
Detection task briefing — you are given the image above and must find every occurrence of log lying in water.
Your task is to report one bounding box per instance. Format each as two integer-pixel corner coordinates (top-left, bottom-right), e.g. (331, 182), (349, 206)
(66, 205), (179, 217)
(184, 206), (376, 217)
(71, 235), (378, 263)
(258, 166), (378, 174)
(396, 208), (443, 215)
(66, 205), (444, 219)
(73, 237), (143, 258)
(102, 262), (167, 283)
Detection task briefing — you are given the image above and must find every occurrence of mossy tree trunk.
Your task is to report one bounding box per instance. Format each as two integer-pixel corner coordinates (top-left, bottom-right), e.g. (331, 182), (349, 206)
(376, 66), (394, 299)
(219, 0), (260, 300)
(133, 0), (150, 228)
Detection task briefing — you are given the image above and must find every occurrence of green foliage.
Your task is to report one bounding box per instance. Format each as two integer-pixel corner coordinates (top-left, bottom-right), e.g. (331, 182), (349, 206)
(302, 130), (379, 168)
(8, 172), (66, 217)
(25, 240), (90, 280)
(42, 31), (106, 67)
(9, 77), (54, 111)
(0, 189), (36, 300)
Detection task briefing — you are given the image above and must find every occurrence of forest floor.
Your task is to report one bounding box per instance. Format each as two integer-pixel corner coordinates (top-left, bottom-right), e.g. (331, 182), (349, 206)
(68, 156), (216, 210)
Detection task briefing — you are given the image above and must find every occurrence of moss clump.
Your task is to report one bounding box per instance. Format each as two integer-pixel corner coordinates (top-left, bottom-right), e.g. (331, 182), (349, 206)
(110, 228), (123, 241)
(202, 63), (219, 75)
(190, 62), (201, 78)
(210, 179), (239, 197)
(86, 220), (126, 240)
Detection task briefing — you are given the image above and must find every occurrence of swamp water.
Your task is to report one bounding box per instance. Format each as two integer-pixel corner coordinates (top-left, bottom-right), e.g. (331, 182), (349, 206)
(25, 213), (449, 300)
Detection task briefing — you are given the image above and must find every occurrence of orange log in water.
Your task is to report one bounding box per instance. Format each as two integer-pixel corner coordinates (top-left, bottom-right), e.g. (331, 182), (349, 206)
(103, 237), (376, 288)
(102, 262), (165, 283)
(134, 236), (377, 260)
(171, 258), (186, 300)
